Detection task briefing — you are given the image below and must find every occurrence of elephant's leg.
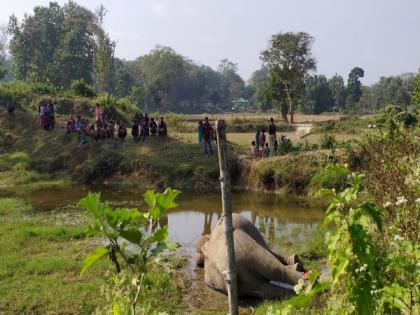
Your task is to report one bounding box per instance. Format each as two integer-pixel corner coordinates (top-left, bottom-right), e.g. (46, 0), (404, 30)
(270, 252), (307, 272)
(249, 243), (303, 285)
(253, 282), (295, 299)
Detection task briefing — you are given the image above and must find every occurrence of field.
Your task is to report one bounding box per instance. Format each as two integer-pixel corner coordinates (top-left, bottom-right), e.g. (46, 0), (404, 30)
(0, 110), (374, 314)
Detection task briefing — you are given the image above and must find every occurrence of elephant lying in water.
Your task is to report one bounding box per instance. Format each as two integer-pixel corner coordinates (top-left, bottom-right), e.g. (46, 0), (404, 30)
(196, 213), (306, 299)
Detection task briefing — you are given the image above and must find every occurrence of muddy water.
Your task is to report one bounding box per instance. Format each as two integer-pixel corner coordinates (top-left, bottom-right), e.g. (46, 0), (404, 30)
(2, 186), (324, 312)
(3, 186), (323, 254)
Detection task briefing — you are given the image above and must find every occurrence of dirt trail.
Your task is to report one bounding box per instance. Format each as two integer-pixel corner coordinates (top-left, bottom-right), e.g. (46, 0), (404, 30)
(294, 123), (314, 138)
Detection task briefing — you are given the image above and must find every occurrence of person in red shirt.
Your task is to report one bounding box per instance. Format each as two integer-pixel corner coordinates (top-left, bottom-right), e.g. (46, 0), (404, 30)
(202, 117), (213, 156)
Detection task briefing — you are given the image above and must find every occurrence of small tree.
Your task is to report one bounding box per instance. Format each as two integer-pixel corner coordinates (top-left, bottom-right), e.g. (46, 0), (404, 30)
(79, 188), (180, 314)
(261, 32), (316, 123)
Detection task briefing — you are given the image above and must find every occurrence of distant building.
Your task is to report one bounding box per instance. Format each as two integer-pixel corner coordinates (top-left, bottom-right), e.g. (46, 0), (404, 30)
(231, 98), (249, 111)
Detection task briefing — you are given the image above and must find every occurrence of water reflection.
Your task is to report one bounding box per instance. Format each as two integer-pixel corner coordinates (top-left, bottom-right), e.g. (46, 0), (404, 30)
(0, 186), (324, 250)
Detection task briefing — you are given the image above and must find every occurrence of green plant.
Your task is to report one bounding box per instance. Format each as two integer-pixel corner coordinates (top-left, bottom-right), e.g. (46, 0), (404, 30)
(309, 164), (350, 192)
(321, 170), (419, 314)
(79, 188), (180, 314)
(320, 133), (336, 149)
(71, 79), (96, 98)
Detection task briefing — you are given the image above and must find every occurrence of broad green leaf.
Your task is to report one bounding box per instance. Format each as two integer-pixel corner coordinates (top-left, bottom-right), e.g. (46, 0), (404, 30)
(147, 226), (169, 243)
(81, 246), (109, 274)
(331, 256), (349, 285)
(78, 192), (104, 218)
(146, 188), (181, 220)
(120, 229), (143, 244)
(85, 222), (101, 237)
(144, 189), (156, 208)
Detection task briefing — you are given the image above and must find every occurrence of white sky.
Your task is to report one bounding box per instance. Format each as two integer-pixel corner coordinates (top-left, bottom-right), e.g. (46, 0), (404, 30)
(1, 0), (419, 84)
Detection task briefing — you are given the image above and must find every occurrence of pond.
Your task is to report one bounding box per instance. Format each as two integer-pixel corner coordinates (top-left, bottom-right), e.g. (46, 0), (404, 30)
(1, 185), (325, 312)
(1, 185), (324, 256)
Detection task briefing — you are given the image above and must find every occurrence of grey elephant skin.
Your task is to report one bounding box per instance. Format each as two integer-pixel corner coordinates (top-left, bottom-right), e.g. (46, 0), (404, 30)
(196, 213), (305, 299)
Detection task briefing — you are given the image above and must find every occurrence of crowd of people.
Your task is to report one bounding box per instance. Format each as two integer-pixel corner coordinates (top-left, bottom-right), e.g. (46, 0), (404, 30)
(65, 104), (167, 144)
(9, 100), (286, 159)
(251, 117), (288, 158)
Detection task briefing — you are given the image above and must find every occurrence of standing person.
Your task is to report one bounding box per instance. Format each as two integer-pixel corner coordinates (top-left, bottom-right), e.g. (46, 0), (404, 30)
(251, 141), (256, 158)
(95, 104), (103, 129)
(44, 103), (51, 130)
(263, 143), (270, 158)
(202, 117), (213, 156)
(255, 129), (260, 157)
(118, 122), (127, 140)
(259, 129), (266, 158)
(150, 118), (157, 135)
(131, 120), (139, 141)
(198, 120), (203, 144)
(268, 117), (276, 156)
(38, 102), (45, 129)
(6, 100), (15, 115)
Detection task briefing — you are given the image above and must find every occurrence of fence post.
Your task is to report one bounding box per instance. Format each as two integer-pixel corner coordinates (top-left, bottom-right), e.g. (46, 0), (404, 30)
(215, 119), (238, 315)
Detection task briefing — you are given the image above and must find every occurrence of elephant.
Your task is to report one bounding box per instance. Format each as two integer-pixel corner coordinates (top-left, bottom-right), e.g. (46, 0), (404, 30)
(196, 213), (306, 299)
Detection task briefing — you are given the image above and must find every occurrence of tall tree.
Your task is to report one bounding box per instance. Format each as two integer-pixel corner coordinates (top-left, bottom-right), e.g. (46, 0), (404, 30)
(8, 1), (111, 88)
(347, 67), (364, 103)
(134, 45), (186, 111)
(8, 3), (64, 83)
(217, 58), (245, 104)
(329, 74), (346, 111)
(301, 75), (334, 114)
(261, 32), (316, 123)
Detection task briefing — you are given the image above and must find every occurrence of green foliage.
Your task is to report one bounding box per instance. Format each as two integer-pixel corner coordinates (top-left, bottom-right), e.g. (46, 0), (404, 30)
(411, 73), (420, 105)
(0, 81), (57, 107)
(261, 32), (316, 122)
(320, 168), (419, 314)
(300, 75), (334, 114)
(347, 67), (364, 103)
(309, 165), (349, 192)
(79, 188), (180, 314)
(320, 133), (336, 149)
(71, 79), (96, 98)
(329, 74), (346, 111)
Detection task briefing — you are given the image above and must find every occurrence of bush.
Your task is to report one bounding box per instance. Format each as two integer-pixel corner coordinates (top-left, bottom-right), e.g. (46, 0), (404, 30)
(309, 165), (349, 192)
(320, 133), (336, 149)
(70, 79), (95, 98)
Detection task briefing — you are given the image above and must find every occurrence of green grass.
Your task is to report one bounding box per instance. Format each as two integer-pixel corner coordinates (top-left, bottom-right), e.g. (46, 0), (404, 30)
(0, 197), (183, 314)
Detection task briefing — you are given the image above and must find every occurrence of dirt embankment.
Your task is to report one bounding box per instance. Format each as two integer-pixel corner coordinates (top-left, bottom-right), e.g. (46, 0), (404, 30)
(1, 111), (335, 195)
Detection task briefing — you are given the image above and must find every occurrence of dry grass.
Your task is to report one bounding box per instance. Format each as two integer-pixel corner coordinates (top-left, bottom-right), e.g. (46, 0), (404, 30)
(172, 131), (359, 154)
(179, 112), (347, 123)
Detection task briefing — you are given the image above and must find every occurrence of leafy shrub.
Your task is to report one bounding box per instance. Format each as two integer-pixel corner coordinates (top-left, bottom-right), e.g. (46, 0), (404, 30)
(96, 92), (117, 108)
(79, 188), (180, 313)
(70, 79), (95, 98)
(320, 134), (336, 149)
(309, 165), (349, 192)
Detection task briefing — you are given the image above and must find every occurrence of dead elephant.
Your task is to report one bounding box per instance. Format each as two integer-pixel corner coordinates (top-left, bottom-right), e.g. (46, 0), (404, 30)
(196, 213), (306, 299)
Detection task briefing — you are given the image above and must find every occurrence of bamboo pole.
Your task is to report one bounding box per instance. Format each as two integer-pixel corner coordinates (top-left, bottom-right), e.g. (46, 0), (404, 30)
(215, 119), (238, 315)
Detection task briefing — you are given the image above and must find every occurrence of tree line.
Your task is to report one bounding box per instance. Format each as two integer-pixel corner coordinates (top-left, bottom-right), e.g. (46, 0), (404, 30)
(0, 1), (419, 116)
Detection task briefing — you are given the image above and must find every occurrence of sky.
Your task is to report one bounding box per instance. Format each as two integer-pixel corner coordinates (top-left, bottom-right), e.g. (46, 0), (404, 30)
(1, 0), (419, 84)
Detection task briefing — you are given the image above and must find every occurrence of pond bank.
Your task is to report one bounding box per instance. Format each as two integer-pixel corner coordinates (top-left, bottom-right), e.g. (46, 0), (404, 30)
(0, 186), (325, 314)
(1, 111), (345, 200)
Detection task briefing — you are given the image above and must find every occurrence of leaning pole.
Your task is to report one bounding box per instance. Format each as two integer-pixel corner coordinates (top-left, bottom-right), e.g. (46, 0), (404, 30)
(215, 120), (239, 315)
